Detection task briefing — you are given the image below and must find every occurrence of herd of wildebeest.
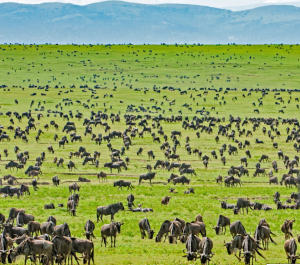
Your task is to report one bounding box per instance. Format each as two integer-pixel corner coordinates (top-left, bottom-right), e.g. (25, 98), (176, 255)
(1, 87), (300, 264)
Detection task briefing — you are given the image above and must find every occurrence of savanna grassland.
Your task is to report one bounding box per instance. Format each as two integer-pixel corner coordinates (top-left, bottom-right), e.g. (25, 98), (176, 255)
(0, 44), (300, 265)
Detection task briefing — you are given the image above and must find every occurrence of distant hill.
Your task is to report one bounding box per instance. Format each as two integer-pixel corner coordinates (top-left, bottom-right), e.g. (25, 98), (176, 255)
(0, 1), (300, 44)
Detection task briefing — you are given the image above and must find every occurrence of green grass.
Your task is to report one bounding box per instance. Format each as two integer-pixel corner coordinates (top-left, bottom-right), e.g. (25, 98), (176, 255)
(0, 44), (300, 264)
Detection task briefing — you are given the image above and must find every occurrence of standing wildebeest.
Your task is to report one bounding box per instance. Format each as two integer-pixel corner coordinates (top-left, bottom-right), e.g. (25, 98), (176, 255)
(96, 202), (124, 222)
(230, 220), (247, 238)
(8, 238), (54, 265)
(181, 222), (206, 243)
(233, 198), (253, 214)
(70, 237), (94, 265)
(254, 224), (276, 250)
(51, 235), (72, 265)
(113, 180), (134, 190)
(84, 220), (96, 241)
(269, 176), (278, 185)
(6, 208), (25, 224)
(198, 237), (214, 265)
(27, 221), (41, 237)
(183, 234), (201, 261)
(40, 221), (55, 238)
(284, 238), (299, 264)
(155, 220), (181, 243)
(168, 221), (182, 244)
(127, 194), (135, 209)
(139, 172), (156, 185)
(281, 219), (295, 240)
(139, 218), (155, 239)
(3, 223), (28, 238)
(173, 176), (190, 185)
(53, 223), (71, 237)
(224, 234), (244, 261)
(20, 184), (30, 195)
(16, 212), (34, 227)
(101, 221), (124, 247)
(69, 183), (80, 194)
(213, 215), (230, 235)
(241, 234), (266, 265)
(52, 175), (60, 186)
(97, 171), (107, 182)
(67, 161), (77, 171)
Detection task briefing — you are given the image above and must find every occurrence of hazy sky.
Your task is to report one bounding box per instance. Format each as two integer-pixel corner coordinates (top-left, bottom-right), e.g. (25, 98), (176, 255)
(0, 0), (299, 8)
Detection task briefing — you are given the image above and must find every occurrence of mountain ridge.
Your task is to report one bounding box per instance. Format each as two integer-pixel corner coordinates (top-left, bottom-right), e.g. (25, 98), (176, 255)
(0, 1), (300, 44)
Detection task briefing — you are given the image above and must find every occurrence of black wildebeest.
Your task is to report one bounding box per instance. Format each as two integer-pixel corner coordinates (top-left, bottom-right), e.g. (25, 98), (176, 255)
(96, 202), (124, 222)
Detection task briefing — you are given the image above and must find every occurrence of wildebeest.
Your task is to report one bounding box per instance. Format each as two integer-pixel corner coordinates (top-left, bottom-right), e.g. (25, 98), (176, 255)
(173, 176), (190, 185)
(52, 175), (60, 186)
(69, 183), (80, 194)
(84, 220), (96, 241)
(254, 224), (276, 250)
(233, 198), (253, 214)
(155, 220), (181, 243)
(16, 212), (34, 227)
(183, 234), (201, 261)
(113, 180), (134, 190)
(70, 237), (94, 265)
(40, 221), (55, 238)
(96, 202), (124, 222)
(213, 215), (230, 235)
(230, 220), (247, 238)
(54, 223), (71, 237)
(101, 221), (124, 247)
(139, 218), (154, 239)
(139, 172), (156, 185)
(281, 219), (295, 240)
(8, 238), (54, 265)
(6, 208), (25, 224)
(284, 238), (299, 264)
(44, 203), (55, 209)
(198, 237), (214, 265)
(97, 171), (107, 182)
(161, 196), (171, 205)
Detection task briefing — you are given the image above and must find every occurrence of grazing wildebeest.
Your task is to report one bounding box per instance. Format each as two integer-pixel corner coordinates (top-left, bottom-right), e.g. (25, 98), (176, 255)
(27, 221), (40, 237)
(183, 234), (201, 261)
(198, 237), (214, 265)
(284, 238), (299, 264)
(241, 234), (266, 265)
(155, 220), (181, 243)
(8, 238), (54, 265)
(96, 202), (124, 222)
(97, 171), (107, 182)
(84, 220), (96, 241)
(173, 176), (190, 185)
(168, 221), (182, 244)
(139, 218), (155, 239)
(224, 234), (244, 261)
(230, 220), (247, 238)
(127, 194), (135, 209)
(139, 172), (156, 185)
(101, 221), (124, 247)
(181, 222), (206, 243)
(51, 235), (72, 265)
(281, 219), (295, 240)
(113, 180), (134, 190)
(67, 161), (77, 171)
(269, 176), (278, 185)
(213, 215), (230, 235)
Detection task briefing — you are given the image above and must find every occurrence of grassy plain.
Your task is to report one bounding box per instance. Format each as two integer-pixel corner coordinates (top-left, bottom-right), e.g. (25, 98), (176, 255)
(0, 44), (300, 264)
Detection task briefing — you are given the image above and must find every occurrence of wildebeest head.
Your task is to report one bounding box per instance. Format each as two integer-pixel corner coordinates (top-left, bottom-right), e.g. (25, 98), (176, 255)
(147, 229), (155, 239)
(213, 225), (221, 235)
(63, 223), (71, 237)
(223, 240), (233, 255)
(183, 249), (197, 261)
(155, 233), (162, 242)
(233, 206), (239, 215)
(199, 254), (212, 265)
(7, 249), (17, 263)
(0, 250), (8, 264)
(241, 251), (252, 265)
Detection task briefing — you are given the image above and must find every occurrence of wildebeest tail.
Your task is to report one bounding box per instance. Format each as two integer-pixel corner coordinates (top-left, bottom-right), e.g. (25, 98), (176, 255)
(255, 249), (266, 260)
(269, 235), (277, 245)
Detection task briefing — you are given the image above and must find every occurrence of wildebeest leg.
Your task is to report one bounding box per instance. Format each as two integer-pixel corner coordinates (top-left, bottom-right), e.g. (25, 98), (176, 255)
(163, 232), (168, 242)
